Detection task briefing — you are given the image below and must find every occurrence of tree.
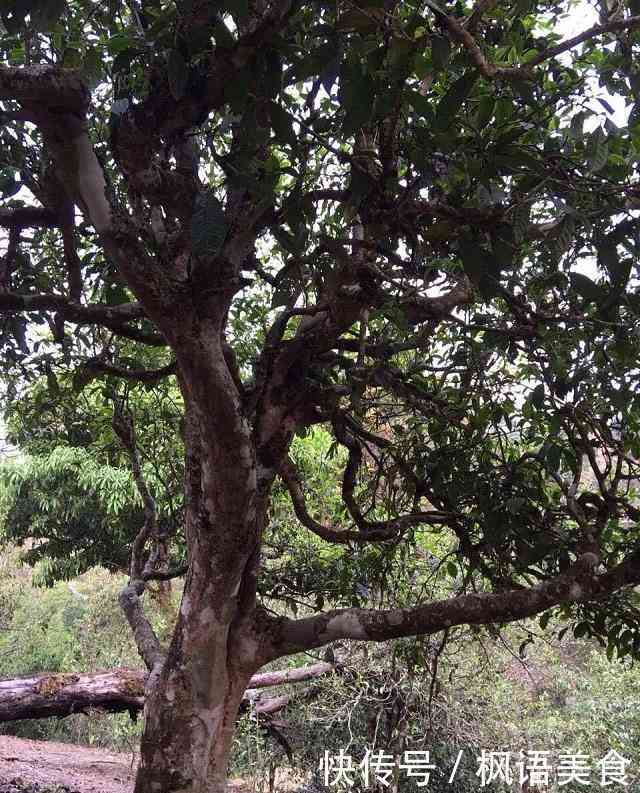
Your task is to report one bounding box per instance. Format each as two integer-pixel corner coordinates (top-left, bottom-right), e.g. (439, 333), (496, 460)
(1, 0), (640, 790)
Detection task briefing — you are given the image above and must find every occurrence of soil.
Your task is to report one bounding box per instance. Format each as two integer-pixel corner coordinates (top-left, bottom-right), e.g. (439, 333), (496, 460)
(0, 735), (134, 793)
(0, 736), (255, 793)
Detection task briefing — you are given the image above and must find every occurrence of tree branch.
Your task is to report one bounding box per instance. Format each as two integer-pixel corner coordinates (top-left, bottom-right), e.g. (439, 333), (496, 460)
(0, 226), (19, 290)
(436, 8), (640, 81)
(279, 456), (454, 545)
(464, 0), (497, 33)
(113, 408), (164, 671)
(437, 12), (525, 80)
(264, 551), (637, 658)
(0, 293), (165, 345)
(0, 65), (88, 112)
(527, 14), (640, 68)
(82, 358), (177, 384)
(0, 206), (59, 229)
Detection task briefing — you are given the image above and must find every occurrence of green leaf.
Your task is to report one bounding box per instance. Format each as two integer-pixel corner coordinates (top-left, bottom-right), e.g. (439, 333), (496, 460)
(546, 443), (562, 473)
(105, 284), (129, 305)
(446, 560), (458, 578)
(407, 90), (432, 119)
(340, 62), (376, 134)
(269, 102), (297, 147)
(586, 128), (609, 173)
(573, 621), (591, 639)
(530, 383), (545, 410)
(570, 272), (601, 304)
(112, 47), (142, 75)
(321, 56), (340, 95)
(167, 49), (189, 101)
(0, 173), (20, 198)
(30, 0), (66, 31)
(292, 43), (338, 82)
(554, 215), (575, 255)
(512, 203), (531, 243)
(191, 190), (227, 256)
(458, 238), (486, 282)
(597, 240), (629, 288)
(434, 72), (478, 131)
(569, 110), (586, 140)
(337, 7), (383, 33)
(83, 48), (103, 87)
(431, 36), (450, 70)
(72, 365), (97, 393)
(107, 32), (137, 55)
(476, 95), (495, 129)
(458, 238), (503, 298)
(45, 368), (60, 397)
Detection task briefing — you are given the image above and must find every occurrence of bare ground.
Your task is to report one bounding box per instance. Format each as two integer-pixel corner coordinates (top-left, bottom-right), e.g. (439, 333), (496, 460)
(0, 736), (256, 793)
(0, 735), (135, 793)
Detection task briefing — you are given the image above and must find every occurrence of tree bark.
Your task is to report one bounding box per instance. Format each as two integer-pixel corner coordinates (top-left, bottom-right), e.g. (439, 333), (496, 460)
(0, 669), (145, 721)
(131, 374), (275, 793)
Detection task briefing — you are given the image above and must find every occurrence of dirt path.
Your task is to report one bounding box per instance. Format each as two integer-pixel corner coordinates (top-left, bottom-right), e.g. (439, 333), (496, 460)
(0, 736), (274, 793)
(0, 735), (135, 793)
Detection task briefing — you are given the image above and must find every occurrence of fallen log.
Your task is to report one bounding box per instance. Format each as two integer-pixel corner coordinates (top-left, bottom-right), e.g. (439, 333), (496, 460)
(0, 669), (145, 721)
(0, 661), (335, 722)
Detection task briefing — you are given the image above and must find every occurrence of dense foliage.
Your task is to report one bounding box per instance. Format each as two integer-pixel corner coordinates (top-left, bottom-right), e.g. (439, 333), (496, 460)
(2, 0), (640, 790)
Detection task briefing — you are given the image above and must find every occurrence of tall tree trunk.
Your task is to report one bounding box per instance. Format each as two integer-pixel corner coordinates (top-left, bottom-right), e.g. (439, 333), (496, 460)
(133, 368), (272, 793)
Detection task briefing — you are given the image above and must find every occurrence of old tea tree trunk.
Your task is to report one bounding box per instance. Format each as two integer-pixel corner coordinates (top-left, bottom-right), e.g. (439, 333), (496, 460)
(133, 371), (272, 792)
(3, 2), (640, 792)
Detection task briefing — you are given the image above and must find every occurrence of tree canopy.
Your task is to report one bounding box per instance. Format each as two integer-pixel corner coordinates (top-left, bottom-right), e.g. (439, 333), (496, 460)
(1, 0), (640, 790)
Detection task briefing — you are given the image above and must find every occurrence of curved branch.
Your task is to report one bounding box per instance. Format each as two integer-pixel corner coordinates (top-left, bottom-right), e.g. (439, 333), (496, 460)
(436, 8), (640, 81)
(527, 14), (640, 68)
(0, 292), (165, 345)
(119, 582), (165, 671)
(82, 358), (177, 384)
(278, 455), (454, 545)
(264, 551), (640, 659)
(113, 408), (164, 670)
(142, 564), (189, 582)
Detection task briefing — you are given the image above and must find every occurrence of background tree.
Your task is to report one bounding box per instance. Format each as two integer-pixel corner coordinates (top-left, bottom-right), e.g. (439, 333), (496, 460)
(1, 0), (640, 791)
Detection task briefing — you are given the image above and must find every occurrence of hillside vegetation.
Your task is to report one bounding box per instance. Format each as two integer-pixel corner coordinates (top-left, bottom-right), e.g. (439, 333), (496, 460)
(0, 551), (637, 791)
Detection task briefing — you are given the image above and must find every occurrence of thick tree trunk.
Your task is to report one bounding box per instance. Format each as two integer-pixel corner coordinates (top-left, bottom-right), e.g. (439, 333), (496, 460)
(116, 296), (293, 793)
(131, 541), (257, 793)
(136, 652), (252, 793)
(132, 374), (273, 793)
